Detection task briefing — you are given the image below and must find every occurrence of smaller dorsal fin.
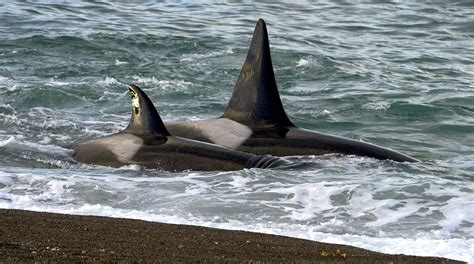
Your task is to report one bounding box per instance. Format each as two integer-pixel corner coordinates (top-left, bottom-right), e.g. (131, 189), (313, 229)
(125, 84), (170, 136)
(222, 19), (293, 128)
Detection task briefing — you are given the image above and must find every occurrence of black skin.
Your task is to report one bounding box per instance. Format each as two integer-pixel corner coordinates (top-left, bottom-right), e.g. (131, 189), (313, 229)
(166, 19), (418, 163)
(72, 84), (290, 171)
(73, 132), (288, 171)
(166, 120), (418, 162)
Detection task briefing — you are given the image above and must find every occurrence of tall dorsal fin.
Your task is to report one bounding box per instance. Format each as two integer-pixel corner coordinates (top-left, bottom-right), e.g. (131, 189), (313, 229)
(125, 84), (170, 136)
(222, 19), (293, 128)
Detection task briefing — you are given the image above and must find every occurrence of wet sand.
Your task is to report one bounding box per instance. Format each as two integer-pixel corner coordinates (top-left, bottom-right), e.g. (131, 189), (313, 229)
(0, 209), (463, 263)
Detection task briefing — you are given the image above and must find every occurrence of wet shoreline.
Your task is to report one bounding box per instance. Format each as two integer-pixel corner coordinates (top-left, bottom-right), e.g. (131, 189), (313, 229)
(0, 209), (463, 263)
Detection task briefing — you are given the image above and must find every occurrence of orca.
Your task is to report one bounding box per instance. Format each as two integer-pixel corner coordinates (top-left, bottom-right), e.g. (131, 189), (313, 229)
(73, 84), (290, 171)
(166, 19), (418, 162)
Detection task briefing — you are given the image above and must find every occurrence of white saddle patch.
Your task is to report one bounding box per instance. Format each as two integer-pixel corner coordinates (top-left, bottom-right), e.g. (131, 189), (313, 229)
(196, 118), (252, 149)
(96, 134), (143, 162)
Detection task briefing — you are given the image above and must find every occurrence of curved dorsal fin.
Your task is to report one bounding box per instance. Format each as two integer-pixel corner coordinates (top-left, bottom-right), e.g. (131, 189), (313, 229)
(222, 19), (293, 128)
(125, 84), (170, 136)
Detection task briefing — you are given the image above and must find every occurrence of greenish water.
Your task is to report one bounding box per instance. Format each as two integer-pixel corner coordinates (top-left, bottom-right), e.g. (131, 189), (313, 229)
(0, 1), (473, 262)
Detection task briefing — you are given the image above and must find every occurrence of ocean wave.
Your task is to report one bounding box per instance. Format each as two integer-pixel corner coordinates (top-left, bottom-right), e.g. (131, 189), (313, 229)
(0, 203), (471, 263)
(1, 135), (71, 156)
(114, 59), (128, 65)
(97, 76), (122, 86)
(0, 136), (15, 147)
(362, 101), (391, 111)
(129, 76), (194, 91)
(180, 48), (234, 62)
(296, 58), (311, 67)
(1, 2), (473, 263)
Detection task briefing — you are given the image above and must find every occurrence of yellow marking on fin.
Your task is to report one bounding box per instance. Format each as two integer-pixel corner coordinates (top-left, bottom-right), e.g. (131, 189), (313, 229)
(128, 87), (141, 124)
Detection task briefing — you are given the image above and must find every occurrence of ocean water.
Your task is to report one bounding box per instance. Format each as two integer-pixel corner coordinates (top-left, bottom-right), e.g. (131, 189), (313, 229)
(0, 1), (473, 262)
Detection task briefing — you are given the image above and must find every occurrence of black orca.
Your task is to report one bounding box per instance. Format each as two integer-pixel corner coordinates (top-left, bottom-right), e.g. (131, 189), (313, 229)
(73, 84), (290, 171)
(166, 19), (418, 162)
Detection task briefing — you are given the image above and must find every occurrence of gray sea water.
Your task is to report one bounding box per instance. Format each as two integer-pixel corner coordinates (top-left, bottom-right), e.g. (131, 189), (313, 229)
(0, 1), (473, 262)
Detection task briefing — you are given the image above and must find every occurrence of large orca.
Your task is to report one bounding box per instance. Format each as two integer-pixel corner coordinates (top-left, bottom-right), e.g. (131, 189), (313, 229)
(166, 19), (418, 162)
(73, 84), (290, 171)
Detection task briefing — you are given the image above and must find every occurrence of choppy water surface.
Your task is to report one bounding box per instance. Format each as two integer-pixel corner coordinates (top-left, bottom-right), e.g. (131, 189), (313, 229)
(1, 1), (473, 262)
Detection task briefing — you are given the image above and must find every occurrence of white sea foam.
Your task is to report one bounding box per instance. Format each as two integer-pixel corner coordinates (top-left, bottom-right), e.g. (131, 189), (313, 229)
(114, 59), (128, 65)
(271, 182), (348, 221)
(180, 48), (234, 62)
(130, 76), (193, 91)
(0, 134), (71, 156)
(156, 80), (193, 91)
(7, 85), (18, 91)
(229, 175), (254, 189)
(48, 180), (69, 194)
(439, 197), (474, 232)
(0, 76), (11, 83)
(97, 76), (121, 86)
(0, 136), (15, 147)
(26, 107), (79, 130)
(0, 4), (472, 264)
(0, 112), (21, 125)
(117, 164), (144, 171)
(39, 136), (52, 144)
(0, 76), (19, 91)
(363, 101), (391, 110)
(0, 171), (14, 186)
(296, 58), (310, 67)
(0, 157), (471, 263)
(98, 90), (126, 101)
(0, 202), (471, 263)
(46, 79), (72, 86)
(294, 108), (332, 118)
(367, 200), (421, 227)
(131, 76), (161, 85)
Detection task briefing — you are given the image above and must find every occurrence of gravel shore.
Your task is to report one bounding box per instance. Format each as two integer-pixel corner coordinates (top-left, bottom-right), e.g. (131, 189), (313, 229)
(0, 209), (463, 263)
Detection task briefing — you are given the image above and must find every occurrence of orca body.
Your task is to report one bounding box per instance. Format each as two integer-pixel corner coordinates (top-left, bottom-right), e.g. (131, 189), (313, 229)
(73, 84), (289, 171)
(166, 19), (418, 162)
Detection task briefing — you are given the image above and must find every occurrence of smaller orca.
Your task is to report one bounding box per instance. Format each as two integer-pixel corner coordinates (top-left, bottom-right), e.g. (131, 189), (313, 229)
(166, 19), (418, 162)
(73, 84), (290, 171)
